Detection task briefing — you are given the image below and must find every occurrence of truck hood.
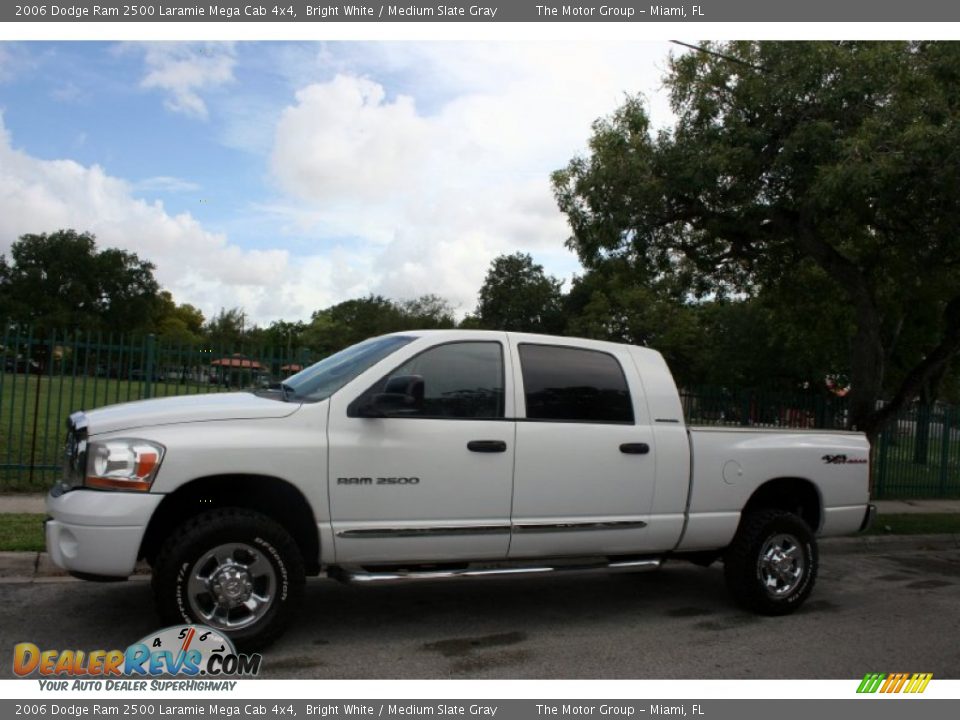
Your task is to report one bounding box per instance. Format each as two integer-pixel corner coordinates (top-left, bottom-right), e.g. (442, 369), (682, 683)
(82, 392), (301, 436)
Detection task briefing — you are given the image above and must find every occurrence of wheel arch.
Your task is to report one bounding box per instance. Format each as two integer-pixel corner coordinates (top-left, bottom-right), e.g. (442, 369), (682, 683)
(140, 474), (321, 574)
(740, 477), (822, 534)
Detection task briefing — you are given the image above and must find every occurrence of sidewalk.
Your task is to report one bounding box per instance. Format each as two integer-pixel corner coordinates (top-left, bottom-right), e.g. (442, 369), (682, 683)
(1, 494), (47, 513)
(3, 494), (960, 515)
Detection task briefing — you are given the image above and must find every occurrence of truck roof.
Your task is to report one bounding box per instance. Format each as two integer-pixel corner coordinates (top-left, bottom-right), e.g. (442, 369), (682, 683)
(386, 328), (665, 360)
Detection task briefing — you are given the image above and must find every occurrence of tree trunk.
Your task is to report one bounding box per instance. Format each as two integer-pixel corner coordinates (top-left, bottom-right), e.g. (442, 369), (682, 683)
(846, 299), (885, 444)
(913, 403), (931, 466)
(911, 362), (947, 466)
(862, 295), (960, 442)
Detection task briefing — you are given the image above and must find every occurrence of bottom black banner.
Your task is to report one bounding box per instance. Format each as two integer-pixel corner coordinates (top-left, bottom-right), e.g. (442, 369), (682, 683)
(2, 700), (957, 720)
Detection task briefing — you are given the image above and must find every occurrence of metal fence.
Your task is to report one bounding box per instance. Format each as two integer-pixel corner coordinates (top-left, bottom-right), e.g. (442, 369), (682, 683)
(1, 325), (314, 492)
(1, 325), (958, 497)
(680, 386), (960, 498)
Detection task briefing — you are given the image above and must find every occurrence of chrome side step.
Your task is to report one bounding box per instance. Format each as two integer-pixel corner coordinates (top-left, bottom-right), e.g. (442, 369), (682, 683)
(329, 557), (663, 585)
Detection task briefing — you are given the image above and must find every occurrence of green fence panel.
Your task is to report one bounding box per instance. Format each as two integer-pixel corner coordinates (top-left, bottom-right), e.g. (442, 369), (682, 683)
(681, 385), (958, 500)
(2, 323), (959, 497)
(0, 321), (317, 491)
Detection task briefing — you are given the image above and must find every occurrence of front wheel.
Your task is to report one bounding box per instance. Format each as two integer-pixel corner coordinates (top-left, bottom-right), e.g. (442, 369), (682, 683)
(723, 509), (817, 615)
(152, 508), (305, 650)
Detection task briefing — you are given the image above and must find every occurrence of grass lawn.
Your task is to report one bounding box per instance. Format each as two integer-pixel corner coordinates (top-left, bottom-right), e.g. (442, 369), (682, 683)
(1, 512), (959, 553)
(864, 513), (960, 536)
(0, 513), (45, 551)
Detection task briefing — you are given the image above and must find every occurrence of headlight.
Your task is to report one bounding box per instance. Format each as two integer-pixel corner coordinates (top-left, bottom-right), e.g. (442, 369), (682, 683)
(85, 439), (165, 492)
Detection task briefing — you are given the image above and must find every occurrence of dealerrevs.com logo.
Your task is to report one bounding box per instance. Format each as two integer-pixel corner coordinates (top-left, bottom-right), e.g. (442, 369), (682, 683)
(857, 673), (933, 694)
(13, 625), (261, 690)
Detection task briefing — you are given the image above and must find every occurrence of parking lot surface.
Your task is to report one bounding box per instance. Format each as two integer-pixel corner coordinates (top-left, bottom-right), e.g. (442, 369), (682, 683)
(2, 543), (958, 679)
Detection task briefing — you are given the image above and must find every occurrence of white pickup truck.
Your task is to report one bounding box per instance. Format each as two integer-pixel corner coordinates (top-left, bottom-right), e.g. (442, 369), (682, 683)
(46, 330), (874, 648)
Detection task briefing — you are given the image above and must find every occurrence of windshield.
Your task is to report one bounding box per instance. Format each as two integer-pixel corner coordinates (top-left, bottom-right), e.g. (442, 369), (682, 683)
(282, 335), (415, 401)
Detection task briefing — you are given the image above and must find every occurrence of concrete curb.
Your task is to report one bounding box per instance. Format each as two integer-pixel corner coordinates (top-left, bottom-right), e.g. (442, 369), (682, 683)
(819, 532), (960, 554)
(0, 553), (150, 581)
(1, 534), (957, 581)
(0, 552), (40, 578)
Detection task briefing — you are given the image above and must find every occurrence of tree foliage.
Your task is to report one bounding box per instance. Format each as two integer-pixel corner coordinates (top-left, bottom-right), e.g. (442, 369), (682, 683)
(204, 308), (247, 349)
(246, 320), (308, 355)
(152, 291), (205, 344)
(0, 229), (160, 333)
(471, 252), (564, 333)
(553, 41), (960, 437)
(303, 294), (456, 357)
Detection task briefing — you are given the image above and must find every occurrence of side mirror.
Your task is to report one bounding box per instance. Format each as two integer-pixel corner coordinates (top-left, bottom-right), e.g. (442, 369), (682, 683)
(356, 375), (424, 417)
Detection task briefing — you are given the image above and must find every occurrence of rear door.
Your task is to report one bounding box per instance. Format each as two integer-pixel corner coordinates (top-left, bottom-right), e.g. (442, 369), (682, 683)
(508, 338), (657, 558)
(327, 336), (515, 564)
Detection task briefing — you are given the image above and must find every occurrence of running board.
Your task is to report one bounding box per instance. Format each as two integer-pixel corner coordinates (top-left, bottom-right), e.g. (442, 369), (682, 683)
(329, 557), (663, 585)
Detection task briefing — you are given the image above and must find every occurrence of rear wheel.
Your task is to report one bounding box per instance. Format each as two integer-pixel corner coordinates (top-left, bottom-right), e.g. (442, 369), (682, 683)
(152, 508), (305, 650)
(723, 509), (817, 615)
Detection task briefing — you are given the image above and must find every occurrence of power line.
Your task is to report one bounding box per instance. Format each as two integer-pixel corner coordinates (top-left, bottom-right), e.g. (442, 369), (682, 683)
(669, 40), (765, 72)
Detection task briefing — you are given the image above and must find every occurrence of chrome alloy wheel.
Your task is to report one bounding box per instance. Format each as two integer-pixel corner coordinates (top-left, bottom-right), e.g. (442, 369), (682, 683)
(186, 542), (276, 630)
(757, 533), (805, 598)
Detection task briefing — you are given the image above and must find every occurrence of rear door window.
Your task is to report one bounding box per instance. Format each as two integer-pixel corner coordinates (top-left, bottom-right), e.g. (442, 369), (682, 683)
(518, 344), (633, 423)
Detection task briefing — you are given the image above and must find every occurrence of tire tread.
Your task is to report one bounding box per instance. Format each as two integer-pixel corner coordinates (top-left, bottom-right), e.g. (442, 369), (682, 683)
(152, 507), (305, 651)
(723, 508), (818, 616)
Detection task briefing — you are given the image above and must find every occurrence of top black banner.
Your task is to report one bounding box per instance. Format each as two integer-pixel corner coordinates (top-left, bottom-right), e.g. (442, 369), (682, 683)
(4, 0), (959, 22)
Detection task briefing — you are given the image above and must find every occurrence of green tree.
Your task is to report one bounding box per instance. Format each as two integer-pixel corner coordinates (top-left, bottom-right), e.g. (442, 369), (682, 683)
(205, 308), (246, 349)
(553, 41), (960, 439)
(152, 291), (206, 344)
(0, 229), (160, 333)
(399, 295), (456, 329)
(251, 320), (307, 356)
(563, 263), (702, 384)
(303, 294), (457, 357)
(303, 296), (406, 356)
(473, 253), (564, 333)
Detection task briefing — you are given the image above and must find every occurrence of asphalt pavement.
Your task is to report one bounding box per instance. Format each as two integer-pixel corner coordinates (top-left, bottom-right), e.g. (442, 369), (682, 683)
(2, 539), (959, 679)
(3, 493), (959, 678)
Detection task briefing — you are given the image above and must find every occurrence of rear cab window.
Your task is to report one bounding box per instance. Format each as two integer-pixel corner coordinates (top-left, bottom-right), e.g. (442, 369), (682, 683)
(517, 343), (634, 424)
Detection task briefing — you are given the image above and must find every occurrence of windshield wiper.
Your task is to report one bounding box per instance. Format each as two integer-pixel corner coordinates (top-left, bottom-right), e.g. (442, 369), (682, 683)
(280, 382), (295, 402)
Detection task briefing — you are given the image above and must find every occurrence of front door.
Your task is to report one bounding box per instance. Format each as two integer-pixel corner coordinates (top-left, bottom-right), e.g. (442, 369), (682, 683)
(327, 338), (515, 564)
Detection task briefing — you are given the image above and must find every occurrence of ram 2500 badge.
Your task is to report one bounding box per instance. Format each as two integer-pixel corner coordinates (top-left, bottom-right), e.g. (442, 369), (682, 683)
(46, 331), (875, 648)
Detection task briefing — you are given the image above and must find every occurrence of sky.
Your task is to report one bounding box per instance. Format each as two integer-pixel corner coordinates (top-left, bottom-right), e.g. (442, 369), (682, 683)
(0, 41), (677, 326)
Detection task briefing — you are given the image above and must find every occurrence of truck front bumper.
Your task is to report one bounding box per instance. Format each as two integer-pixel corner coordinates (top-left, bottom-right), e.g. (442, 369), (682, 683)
(45, 489), (163, 579)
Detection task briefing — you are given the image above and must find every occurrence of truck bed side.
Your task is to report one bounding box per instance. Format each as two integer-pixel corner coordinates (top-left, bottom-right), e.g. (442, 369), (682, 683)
(678, 427), (871, 551)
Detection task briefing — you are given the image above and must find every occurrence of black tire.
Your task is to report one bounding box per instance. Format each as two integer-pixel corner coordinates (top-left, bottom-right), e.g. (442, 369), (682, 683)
(152, 508), (305, 651)
(723, 509), (817, 615)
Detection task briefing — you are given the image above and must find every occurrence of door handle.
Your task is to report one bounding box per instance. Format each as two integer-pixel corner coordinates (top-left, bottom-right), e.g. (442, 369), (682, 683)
(620, 443), (650, 455)
(467, 440), (507, 453)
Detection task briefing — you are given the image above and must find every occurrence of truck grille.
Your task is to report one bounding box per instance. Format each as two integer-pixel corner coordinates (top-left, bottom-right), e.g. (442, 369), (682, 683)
(62, 411), (88, 487)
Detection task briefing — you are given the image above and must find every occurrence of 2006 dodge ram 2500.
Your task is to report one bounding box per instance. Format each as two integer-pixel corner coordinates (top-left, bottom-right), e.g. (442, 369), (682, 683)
(46, 330), (875, 647)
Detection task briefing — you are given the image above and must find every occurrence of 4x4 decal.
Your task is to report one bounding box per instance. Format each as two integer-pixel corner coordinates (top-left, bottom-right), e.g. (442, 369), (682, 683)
(822, 454), (868, 465)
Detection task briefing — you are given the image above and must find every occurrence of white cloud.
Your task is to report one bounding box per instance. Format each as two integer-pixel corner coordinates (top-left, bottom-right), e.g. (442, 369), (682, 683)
(0, 42), (679, 327)
(273, 76), (429, 204)
(134, 176), (201, 193)
(50, 82), (84, 104)
(0, 114), (304, 322)
(0, 46), (14, 83)
(0, 43), (33, 85)
(268, 42), (676, 315)
(138, 43), (236, 119)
